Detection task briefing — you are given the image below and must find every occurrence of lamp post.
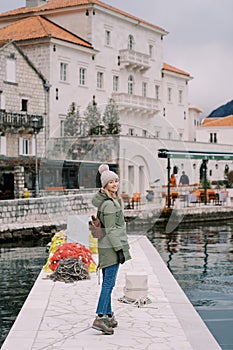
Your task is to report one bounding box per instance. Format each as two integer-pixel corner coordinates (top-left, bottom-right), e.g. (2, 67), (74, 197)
(32, 117), (39, 197)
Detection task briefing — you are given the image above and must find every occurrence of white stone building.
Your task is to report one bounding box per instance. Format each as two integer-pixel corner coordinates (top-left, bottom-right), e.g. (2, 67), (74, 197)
(196, 115), (233, 145)
(0, 0), (232, 197)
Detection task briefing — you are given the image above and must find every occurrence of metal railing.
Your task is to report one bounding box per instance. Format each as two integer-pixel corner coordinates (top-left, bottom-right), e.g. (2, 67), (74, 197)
(0, 110), (43, 131)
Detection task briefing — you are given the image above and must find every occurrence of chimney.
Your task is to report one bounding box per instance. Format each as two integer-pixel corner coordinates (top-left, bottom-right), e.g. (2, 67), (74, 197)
(26, 0), (47, 8)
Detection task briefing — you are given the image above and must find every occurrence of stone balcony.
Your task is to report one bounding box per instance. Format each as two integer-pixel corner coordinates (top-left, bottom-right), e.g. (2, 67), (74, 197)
(119, 49), (150, 71)
(112, 92), (159, 115)
(0, 110), (44, 133)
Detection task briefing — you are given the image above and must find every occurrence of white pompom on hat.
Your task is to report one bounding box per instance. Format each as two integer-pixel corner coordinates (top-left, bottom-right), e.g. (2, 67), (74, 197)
(98, 164), (119, 188)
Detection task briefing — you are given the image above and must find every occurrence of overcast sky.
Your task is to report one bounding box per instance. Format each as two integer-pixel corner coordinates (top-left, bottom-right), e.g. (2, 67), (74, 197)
(1, 0), (233, 116)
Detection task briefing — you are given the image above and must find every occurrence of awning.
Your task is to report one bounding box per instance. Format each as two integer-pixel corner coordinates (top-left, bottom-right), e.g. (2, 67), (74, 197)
(157, 148), (233, 208)
(158, 148), (233, 161)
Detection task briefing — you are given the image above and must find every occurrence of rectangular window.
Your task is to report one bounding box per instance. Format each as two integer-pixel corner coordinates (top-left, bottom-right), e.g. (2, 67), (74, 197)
(60, 120), (66, 137)
(6, 57), (16, 83)
(142, 129), (147, 137)
(210, 133), (217, 143)
(168, 87), (172, 102)
(19, 137), (30, 155)
(97, 71), (104, 89)
(214, 133), (217, 143)
(128, 165), (134, 186)
(113, 75), (119, 92)
(105, 30), (111, 46)
(128, 80), (133, 95)
(179, 90), (183, 104)
(155, 85), (160, 100)
(155, 131), (160, 138)
(0, 136), (6, 155)
(21, 99), (28, 112)
(149, 44), (154, 58)
(128, 128), (134, 136)
(79, 67), (86, 86)
(0, 92), (5, 110)
(23, 138), (30, 155)
(60, 62), (68, 81)
(168, 131), (172, 139)
(19, 137), (35, 155)
(142, 82), (147, 97)
(179, 133), (183, 140)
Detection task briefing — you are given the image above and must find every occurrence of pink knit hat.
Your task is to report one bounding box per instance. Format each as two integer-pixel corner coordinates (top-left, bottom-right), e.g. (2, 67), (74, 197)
(98, 164), (119, 188)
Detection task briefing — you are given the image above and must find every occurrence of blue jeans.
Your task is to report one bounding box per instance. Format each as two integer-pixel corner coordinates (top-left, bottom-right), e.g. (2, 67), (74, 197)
(96, 264), (119, 315)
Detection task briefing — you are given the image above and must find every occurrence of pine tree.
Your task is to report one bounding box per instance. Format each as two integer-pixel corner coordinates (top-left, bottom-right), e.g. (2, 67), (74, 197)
(84, 102), (102, 135)
(103, 99), (121, 135)
(65, 102), (81, 136)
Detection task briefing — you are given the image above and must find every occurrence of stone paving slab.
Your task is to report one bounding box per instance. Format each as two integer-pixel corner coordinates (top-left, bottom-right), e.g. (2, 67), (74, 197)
(1, 236), (221, 350)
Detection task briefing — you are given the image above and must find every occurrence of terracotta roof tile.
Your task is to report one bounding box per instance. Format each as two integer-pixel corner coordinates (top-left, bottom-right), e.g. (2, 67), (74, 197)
(0, 16), (92, 48)
(0, 0), (167, 34)
(201, 118), (217, 126)
(201, 115), (233, 127)
(0, 39), (10, 48)
(163, 63), (190, 77)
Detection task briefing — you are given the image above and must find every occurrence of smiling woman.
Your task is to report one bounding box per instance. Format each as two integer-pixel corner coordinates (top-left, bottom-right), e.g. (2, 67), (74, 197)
(91, 163), (131, 334)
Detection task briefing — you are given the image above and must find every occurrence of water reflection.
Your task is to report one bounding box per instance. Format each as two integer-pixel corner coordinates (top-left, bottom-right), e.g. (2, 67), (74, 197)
(148, 222), (233, 350)
(202, 232), (209, 275)
(165, 230), (210, 275)
(165, 232), (176, 272)
(1, 224), (233, 349)
(0, 240), (48, 347)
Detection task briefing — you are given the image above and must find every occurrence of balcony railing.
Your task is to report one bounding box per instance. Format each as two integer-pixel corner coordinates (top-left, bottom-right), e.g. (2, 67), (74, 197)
(112, 93), (159, 115)
(0, 110), (43, 132)
(119, 49), (150, 71)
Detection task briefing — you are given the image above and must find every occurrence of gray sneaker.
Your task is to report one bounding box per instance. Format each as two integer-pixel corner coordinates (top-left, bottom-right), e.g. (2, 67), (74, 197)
(107, 315), (118, 328)
(92, 316), (114, 335)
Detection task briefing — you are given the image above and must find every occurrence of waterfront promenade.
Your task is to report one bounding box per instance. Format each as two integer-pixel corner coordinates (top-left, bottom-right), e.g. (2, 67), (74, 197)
(1, 236), (221, 350)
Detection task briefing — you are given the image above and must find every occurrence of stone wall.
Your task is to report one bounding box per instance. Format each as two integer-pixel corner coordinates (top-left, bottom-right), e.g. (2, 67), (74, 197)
(0, 193), (94, 230)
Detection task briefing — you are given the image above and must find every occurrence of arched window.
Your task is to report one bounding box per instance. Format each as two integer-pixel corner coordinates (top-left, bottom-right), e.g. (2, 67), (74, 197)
(128, 35), (134, 50)
(128, 75), (134, 95)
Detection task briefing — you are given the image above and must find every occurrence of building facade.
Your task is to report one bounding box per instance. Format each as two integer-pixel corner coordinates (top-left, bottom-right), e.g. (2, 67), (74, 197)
(0, 0), (232, 198)
(0, 41), (46, 198)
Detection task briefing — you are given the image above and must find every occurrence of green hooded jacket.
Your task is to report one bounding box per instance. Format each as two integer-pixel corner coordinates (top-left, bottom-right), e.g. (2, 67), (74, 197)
(92, 190), (131, 269)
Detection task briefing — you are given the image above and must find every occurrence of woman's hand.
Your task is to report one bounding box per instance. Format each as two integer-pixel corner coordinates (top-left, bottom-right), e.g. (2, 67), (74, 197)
(116, 249), (125, 264)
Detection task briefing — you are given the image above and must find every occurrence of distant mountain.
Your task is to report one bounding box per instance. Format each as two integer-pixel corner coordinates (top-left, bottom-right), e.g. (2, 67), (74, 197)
(207, 100), (233, 118)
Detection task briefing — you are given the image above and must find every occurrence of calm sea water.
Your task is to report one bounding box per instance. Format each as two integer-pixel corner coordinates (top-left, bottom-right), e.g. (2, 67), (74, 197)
(0, 239), (49, 348)
(1, 222), (233, 349)
(148, 221), (233, 350)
